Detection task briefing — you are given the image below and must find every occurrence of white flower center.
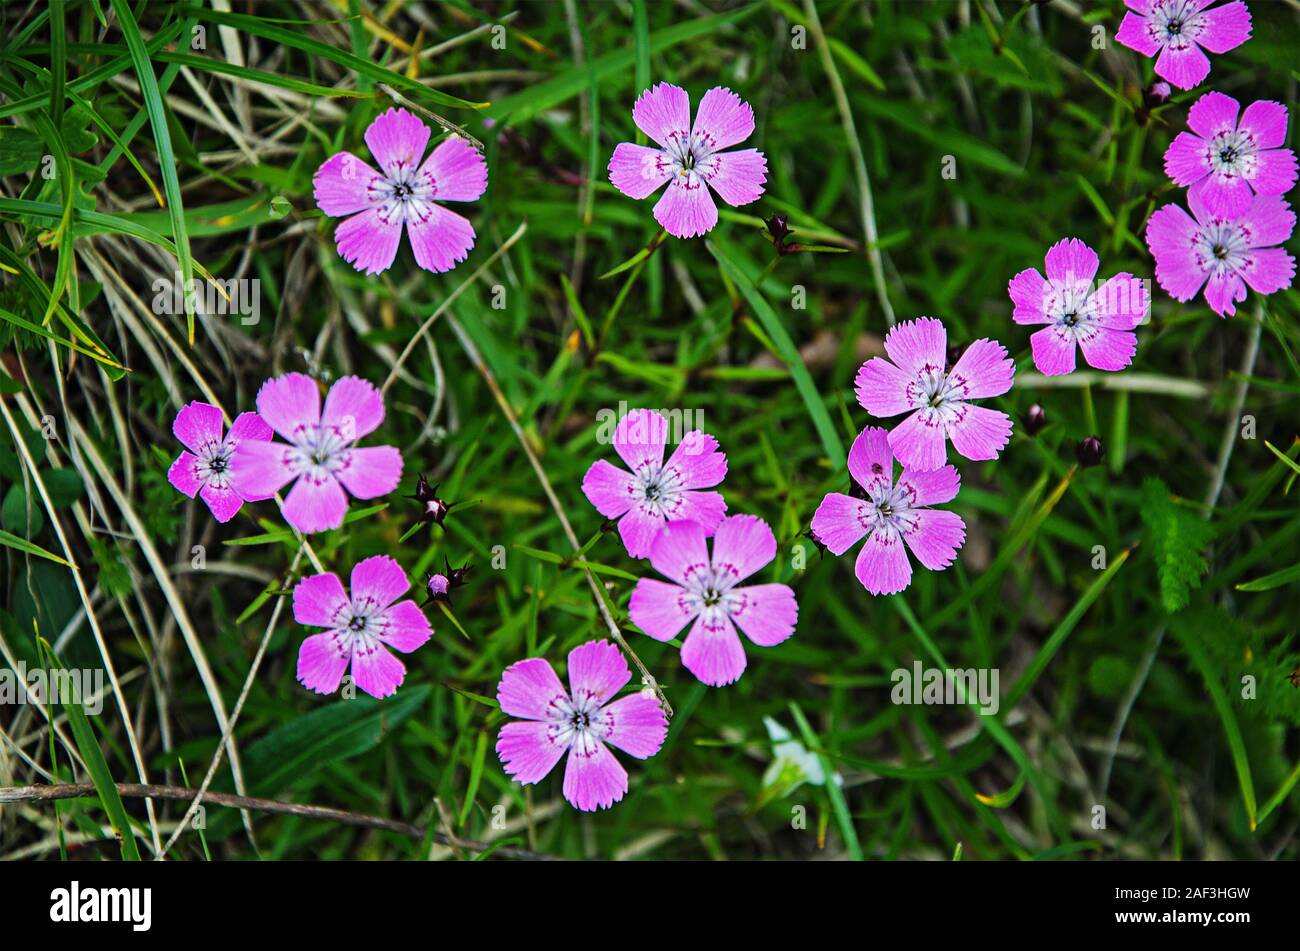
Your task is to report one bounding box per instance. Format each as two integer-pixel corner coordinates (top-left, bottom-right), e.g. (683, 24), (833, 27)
(287, 422), (353, 483)
(545, 690), (608, 756)
(660, 128), (718, 191)
(1206, 129), (1257, 179)
(1194, 217), (1250, 278)
(1150, 0), (1206, 48)
(370, 160), (437, 226)
(631, 459), (687, 518)
(196, 438), (235, 490)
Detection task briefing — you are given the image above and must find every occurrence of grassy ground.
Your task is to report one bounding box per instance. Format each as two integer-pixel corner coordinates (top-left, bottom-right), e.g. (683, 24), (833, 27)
(0, 0), (1298, 861)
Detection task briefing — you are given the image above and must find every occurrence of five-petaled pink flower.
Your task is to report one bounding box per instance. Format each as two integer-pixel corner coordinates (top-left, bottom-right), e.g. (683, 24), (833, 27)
(1115, 0), (1252, 91)
(313, 108), (487, 275)
(294, 555), (432, 699)
(608, 83), (767, 239)
(496, 640), (668, 811)
(167, 402), (272, 523)
(1164, 91), (1298, 220)
(582, 408), (727, 559)
(1008, 238), (1148, 376)
(855, 317), (1015, 472)
(811, 427), (965, 596)
(629, 515), (797, 687)
(230, 374), (403, 534)
(1147, 189), (1295, 317)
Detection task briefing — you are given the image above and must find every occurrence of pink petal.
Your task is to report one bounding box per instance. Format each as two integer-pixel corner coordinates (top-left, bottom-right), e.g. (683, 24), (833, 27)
(1239, 247), (1296, 297)
(1043, 237), (1099, 285)
(407, 202), (476, 274)
(1115, 11), (1159, 56)
(567, 639), (631, 704)
(728, 583), (797, 647)
(663, 430), (727, 489)
(699, 148), (767, 207)
(228, 439), (296, 500)
(629, 578), (697, 642)
(377, 600), (431, 652)
(854, 527), (912, 595)
(173, 401), (224, 455)
(296, 631), (351, 695)
(334, 207), (403, 276)
(255, 372), (321, 440)
(618, 506), (669, 560)
(846, 426), (893, 495)
(1030, 325), (1078, 376)
(1186, 90), (1240, 138)
(1091, 273), (1148, 330)
(496, 720), (567, 785)
(710, 514), (776, 587)
(1191, 170), (1252, 220)
(1240, 193), (1297, 248)
(335, 446), (403, 500)
(666, 489), (727, 535)
(1203, 271), (1247, 316)
(322, 376), (385, 441)
(612, 408), (669, 474)
(1147, 203), (1207, 302)
(1195, 0), (1251, 54)
(293, 572), (350, 627)
(631, 82), (690, 149)
(680, 615), (747, 687)
(227, 411), (273, 445)
(1252, 147), (1299, 197)
(896, 464), (961, 507)
(350, 554), (410, 611)
(364, 107), (430, 178)
(562, 740), (628, 811)
(313, 151), (381, 217)
(810, 492), (869, 556)
(168, 451), (203, 498)
(582, 459), (635, 518)
(1154, 42), (1210, 91)
(855, 356), (917, 417)
(498, 657), (566, 720)
(283, 473), (349, 533)
(350, 639), (406, 699)
(887, 409), (948, 472)
(199, 482), (243, 524)
(1078, 326), (1138, 372)
(691, 87), (756, 151)
(608, 142), (672, 200)
(946, 404), (1013, 462)
(653, 176), (718, 238)
(883, 316), (946, 377)
(600, 694), (668, 759)
(419, 135), (486, 202)
(948, 338), (1014, 399)
(1239, 99), (1289, 150)
(648, 519), (710, 586)
(901, 509), (965, 571)
(1163, 132), (1210, 187)
(1008, 267), (1051, 325)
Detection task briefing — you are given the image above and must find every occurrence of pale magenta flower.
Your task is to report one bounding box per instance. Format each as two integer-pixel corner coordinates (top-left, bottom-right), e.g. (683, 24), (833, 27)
(1115, 0), (1251, 91)
(167, 402), (272, 523)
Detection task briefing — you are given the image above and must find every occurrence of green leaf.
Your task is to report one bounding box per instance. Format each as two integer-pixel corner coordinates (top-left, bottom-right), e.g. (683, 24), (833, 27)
(0, 527), (71, 565)
(1140, 478), (1214, 613)
(0, 127), (44, 174)
(1236, 562), (1300, 592)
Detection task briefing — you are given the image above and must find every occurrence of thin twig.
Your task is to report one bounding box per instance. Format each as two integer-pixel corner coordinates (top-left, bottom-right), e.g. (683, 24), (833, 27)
(447, 315), (673, 718)
(0, 784), (557, 860)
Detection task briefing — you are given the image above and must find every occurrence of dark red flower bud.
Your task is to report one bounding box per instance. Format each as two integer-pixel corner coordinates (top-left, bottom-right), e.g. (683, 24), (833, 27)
(1022, 404), (1047, 436)
(1076, 435), (1105, 467)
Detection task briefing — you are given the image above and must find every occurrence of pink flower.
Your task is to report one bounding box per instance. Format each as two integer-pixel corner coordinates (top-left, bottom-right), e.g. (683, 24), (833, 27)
(495, 640), (668, 812)
(854, 317), (1015, 472)
(167, 402), (272, 523)
(608, 83), (767, 239)
(1164, 91), (1298, 220)
(1147, 189), (1295, 317)
(581, 408), (727, 559)
(810, 427), (965, 596)
(293, 555), (432, 699)
(230, 374), (403, 533)
(313, 108), (487, 275)
(629, 515), (797, 687)
(1115, 0), (1251, 91)
(1007, 238), (1148, 377)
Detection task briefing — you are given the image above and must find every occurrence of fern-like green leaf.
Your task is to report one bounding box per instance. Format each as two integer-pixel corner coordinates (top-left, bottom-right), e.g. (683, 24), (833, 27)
(1140, 477), (1214, 614)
